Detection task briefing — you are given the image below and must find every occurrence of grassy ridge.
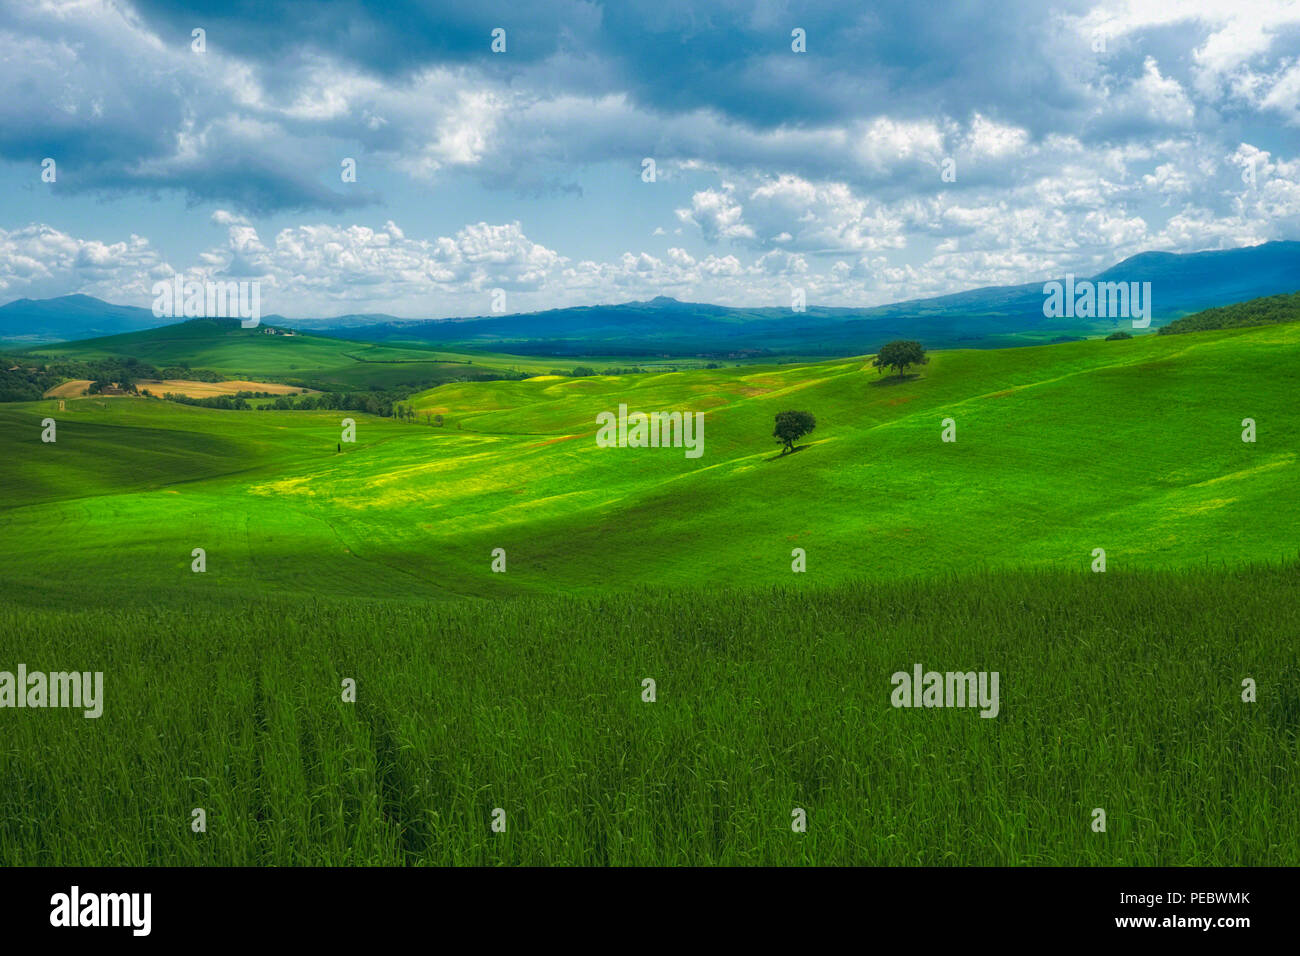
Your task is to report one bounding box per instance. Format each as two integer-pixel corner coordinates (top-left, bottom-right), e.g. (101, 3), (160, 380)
(0, 565), (1295, 865)
(2, 322), (1297, 606)
(1160, 290), (1300, 336)
(22, 320), (728, 387)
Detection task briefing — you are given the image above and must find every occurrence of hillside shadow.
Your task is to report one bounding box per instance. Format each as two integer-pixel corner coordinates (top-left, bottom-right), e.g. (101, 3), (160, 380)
(767, 444), (812, 461)
(870, 373), (923, 386)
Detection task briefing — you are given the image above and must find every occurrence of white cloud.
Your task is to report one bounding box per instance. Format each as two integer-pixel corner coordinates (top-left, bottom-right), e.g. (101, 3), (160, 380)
(1, 1), (1298, 315)
(675, 187), (756, 243)
(0, 224), (167, 299)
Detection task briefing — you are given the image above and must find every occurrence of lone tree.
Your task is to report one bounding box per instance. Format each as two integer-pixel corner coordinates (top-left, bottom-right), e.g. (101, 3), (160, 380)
(773, 410), (816, 455)
(872, 339), (929, 377)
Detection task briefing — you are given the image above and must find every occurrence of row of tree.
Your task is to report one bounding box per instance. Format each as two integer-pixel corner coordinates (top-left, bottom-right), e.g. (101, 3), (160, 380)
(393, 405), (444, 425)
(546, 365), (656, 377)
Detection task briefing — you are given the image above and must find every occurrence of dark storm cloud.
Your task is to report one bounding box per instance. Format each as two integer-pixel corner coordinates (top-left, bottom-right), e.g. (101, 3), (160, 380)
(80, 0), (1118, 208)
(595, 0), (1092, 133)
(129, 0), (603, 73)
(128, 0), (1093, 130)
(2, 0), (1294, 216)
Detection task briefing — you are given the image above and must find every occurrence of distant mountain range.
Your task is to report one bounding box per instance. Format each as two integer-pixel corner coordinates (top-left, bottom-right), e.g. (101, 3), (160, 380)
(0, 294), (168, 345)
(4, 241), (1298, 354)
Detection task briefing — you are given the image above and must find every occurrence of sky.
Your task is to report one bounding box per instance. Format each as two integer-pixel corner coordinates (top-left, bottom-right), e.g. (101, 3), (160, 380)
(1, 0), (1298, 318)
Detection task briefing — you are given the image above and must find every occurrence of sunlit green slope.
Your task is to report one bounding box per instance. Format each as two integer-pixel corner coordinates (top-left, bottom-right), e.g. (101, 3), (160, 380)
(1, 321), (1296, 607)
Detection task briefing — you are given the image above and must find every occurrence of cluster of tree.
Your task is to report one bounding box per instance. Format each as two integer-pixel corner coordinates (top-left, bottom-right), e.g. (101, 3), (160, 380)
(61, 356), (156, 388)
(58, 356), (222, 386)
(389, 407), (446, 425)
(258, 390), (402, 417)
(152, 389), (290, 403)
(156, 366), (225, 382)
(89, 380), (139, 395)
(0, 356), (65, 402)
(164, 393), (252, 409)
(0, 354), (230, 403)
(872, 340), (929, 377)
(1158, 291), (1300, 336)
(546, 365), (650, 377)
(1105, 330), (1133, 340)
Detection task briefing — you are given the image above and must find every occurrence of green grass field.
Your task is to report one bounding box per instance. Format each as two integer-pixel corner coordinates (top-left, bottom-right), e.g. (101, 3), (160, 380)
(5, 321), (1297, 603)
(23, 320), (524, 391)
(1, 320), (1297, 864)
(23, 321), (731, 390)
(2, 566), (1296, 865)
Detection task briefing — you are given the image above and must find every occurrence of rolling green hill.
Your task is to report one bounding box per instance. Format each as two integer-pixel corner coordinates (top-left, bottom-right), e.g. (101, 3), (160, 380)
(19, 319), (728, 391)
(3, 319), (1297, 866)
(3, 319), (1297, 607)
(1159, 289), (1300, 336)
(21, 318), (524, 390)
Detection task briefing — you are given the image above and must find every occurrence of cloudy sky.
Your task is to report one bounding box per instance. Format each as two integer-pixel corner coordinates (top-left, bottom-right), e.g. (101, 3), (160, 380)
(2, 0), (1298, 318)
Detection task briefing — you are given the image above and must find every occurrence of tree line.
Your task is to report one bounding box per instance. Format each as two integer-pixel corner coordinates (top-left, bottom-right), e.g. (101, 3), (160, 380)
(1158, 291), (1300, 335)
(0, 354), (225, 402)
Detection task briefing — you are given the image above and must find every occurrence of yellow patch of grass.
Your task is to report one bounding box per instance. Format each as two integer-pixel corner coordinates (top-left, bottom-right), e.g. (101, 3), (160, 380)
(142, 379), (314, 398)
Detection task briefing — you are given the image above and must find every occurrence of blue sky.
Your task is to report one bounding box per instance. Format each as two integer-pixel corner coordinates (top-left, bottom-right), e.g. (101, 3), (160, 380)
(1, 0), (1298, 317)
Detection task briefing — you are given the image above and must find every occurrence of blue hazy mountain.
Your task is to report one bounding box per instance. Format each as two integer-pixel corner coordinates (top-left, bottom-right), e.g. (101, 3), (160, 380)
(5, 241), (1298, 352)
(307, 241), (1300, 354)
(0, 294), (168, 345)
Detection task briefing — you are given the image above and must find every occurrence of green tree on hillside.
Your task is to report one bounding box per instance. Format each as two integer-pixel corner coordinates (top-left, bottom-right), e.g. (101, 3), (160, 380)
(1105, 330), (1133, 340)
(872, 340), (928, 377)
(1158, 290), (1300, 335)
(773, 410), (816, 455)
